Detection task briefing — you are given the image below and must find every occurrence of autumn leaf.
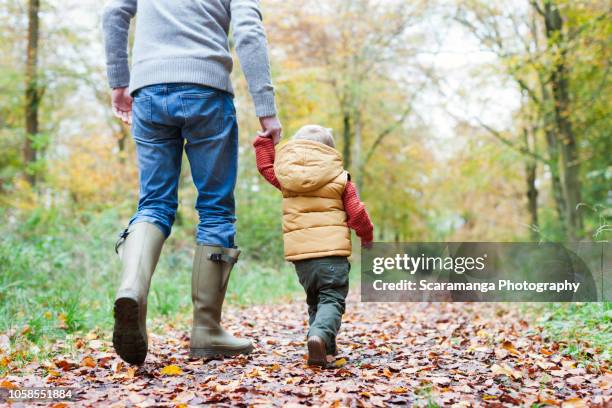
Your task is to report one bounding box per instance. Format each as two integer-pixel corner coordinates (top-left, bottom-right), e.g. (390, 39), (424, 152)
(501, 340), (520, 356)
(1, 294), (606, 406)
(81, 356), (96, 368)
(476, 329), (490, 338)
(491, 363), (522, 379)
(540, 347), (554, 356)
(334, 358), (347, 368)
(561, 398), (588, 408)
(246, 367), (261, 377)
(126, 367), (136, 379)
(381, 367), (393, 378)
(174, 391), (195, 403)
(160, 364), (183, 376)
(0, 380), (17, 388)
(54, 359), (75, 371)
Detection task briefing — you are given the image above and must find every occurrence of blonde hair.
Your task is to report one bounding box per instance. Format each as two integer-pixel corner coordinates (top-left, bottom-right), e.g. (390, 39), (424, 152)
(292, 125), (335, 148)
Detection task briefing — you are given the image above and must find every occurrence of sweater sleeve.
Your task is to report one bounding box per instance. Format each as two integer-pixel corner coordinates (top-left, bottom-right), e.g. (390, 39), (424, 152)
(253, 136), (281, 190)
(230, 0), (277, 117)
(343, 181), (374, 243)
(102, 0), (137, 89)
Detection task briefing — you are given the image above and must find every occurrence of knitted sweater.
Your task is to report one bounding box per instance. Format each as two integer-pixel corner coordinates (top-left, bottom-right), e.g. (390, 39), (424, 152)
(102, 0), (276, 117)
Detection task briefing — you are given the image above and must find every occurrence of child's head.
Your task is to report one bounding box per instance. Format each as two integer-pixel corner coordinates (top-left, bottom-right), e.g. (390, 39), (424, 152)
(293, 125), (335, 148)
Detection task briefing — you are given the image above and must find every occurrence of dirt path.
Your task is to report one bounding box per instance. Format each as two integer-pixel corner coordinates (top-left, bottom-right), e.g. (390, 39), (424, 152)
(3, 298), (610, 407)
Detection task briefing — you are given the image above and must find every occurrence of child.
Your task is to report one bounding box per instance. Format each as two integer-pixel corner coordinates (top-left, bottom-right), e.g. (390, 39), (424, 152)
(253, 124), (374, 367)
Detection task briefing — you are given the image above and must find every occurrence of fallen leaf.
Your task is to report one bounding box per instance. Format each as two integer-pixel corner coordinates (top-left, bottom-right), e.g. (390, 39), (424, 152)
(334, 358), (347, 368)
(126, 367), (136, 379)
(0, 380), (17, 388)
(174, 391), (195, 403)
(501, 340), (520, 356)
(81, 356), (96, 368)
(491, 363), (522, 379)
(160, 365), (183, 376)
(561, 398), (588, 408)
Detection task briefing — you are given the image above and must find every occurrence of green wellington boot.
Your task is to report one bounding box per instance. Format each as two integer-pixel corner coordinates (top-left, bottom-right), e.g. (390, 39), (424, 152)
(113, 222), (165, 365)
(190, 245), (253, 358)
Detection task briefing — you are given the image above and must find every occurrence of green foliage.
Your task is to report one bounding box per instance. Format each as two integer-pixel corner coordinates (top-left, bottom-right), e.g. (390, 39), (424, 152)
(235, 181), (284, 266)
(0, 206), (306, 351)
(529, 302), (612, 365)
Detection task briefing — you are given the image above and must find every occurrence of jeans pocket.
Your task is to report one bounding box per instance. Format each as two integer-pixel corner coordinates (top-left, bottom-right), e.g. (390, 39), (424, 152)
(132, 95), (152, 123)
(180, 93), (224, 134)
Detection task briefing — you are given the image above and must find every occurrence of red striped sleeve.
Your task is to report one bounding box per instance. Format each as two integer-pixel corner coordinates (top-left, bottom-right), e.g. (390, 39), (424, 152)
(253, 136), (281, 190)
(342, 181), (374, 244)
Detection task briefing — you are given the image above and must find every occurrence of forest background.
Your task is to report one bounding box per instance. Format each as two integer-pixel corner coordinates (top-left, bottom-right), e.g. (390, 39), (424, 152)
(0, 0), (610, 370)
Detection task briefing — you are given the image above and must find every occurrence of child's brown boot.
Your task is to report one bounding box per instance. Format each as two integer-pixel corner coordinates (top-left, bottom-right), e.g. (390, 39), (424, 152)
(307, 335), (327, 367)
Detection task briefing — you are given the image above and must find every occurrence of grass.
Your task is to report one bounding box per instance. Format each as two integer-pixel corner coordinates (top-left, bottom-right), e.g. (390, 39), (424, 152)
(2, 205), (607, 377)
(527, 302), (612, 365)
(0, 207), (311, 374)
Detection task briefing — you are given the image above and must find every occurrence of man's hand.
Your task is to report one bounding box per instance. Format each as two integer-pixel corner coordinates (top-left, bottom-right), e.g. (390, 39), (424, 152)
(111, 87), (133, 125)
(259, 115), (282, 145)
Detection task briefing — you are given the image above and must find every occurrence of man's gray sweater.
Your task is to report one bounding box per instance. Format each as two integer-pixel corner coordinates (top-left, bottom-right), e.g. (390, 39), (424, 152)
(102, 0), (276, 117)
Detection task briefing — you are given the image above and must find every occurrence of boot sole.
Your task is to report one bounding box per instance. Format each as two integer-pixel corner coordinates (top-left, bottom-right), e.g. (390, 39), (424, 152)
(113, 297), (147, 365)
(307, 337), (327, 367)
(189, 344), (254, 359)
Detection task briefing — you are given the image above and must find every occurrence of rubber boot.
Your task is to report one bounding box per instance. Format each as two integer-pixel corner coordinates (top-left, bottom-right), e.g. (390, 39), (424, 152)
(113, 222), (165, 365)
(190, 245), (253, 358)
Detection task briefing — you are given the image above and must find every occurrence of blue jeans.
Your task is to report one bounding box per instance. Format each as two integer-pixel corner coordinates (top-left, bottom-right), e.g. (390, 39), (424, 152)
(129, 84), (238, 247)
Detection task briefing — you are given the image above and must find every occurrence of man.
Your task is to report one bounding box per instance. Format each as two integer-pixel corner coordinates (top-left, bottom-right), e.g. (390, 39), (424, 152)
(102, 0), (281, 364)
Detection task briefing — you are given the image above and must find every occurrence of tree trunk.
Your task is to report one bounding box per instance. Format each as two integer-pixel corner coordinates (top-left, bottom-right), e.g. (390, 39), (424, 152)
(353, 109), (362, 190)
(543, 0), (583, 239)
(523, 129), (539, 239)
(537, 75), (567, 233)
(24, 0), (41, 186)
(342, 111), (352, 170)
(525, 161), (538, 236)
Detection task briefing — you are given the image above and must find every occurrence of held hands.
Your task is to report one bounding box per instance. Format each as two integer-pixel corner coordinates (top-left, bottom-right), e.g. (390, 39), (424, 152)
(258, 115), (282, 145)
(111, 87), (133, 125)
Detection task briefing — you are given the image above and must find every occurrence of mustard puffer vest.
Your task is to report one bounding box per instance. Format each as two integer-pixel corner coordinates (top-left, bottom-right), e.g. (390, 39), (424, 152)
(274, 139), (352, 261)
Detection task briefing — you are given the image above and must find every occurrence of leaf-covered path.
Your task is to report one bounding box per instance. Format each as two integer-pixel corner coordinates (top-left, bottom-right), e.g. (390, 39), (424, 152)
(4, 298), (610, 407)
